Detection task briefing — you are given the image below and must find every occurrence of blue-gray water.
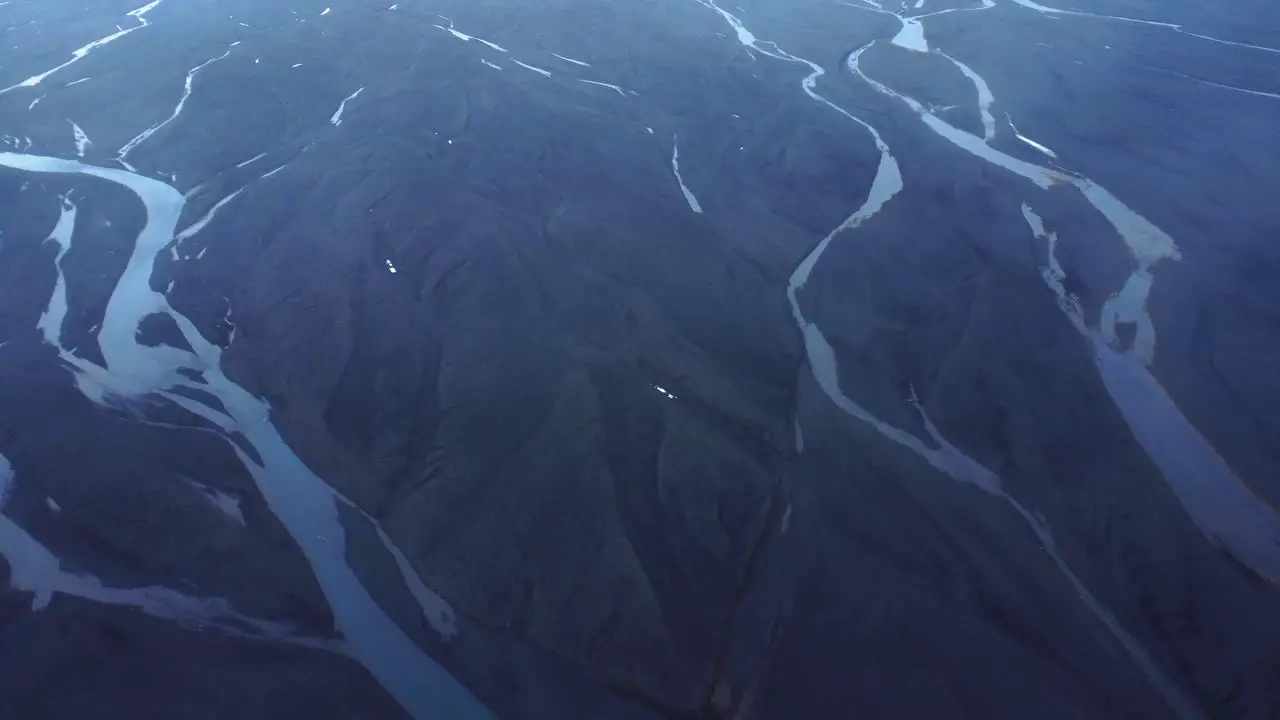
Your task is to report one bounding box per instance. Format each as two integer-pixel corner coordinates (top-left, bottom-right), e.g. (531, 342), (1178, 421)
(1, 0), (1278, 717)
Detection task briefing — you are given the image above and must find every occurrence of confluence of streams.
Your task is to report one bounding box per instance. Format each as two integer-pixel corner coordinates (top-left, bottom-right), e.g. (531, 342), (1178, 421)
(0, 0), (1276, 718)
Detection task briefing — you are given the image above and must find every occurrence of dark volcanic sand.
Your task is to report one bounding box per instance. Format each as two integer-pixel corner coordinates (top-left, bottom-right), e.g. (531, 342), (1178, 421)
(1, 0), (1278, 718)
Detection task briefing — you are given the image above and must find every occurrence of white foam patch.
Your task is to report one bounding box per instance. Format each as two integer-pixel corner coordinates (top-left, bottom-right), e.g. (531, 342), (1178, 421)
(1015, 133), (1058, 158)
(235, 151), (267, 168)
(68, 120), (91, 157)
(550, 52), (590, 66)
(578, 79), (626, 96)
(512, 60), (552, 77)
(891, 18), (929, 52)
(670, 138), (703, 214)
(330, 87), (365, 126)
(434, 18), (508, 52)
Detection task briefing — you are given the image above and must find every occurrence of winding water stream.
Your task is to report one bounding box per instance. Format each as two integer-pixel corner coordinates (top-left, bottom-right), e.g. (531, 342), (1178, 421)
(0, 151), (493, 720)
(688, 2), (1251, 716)
(845, 36), (1280, 586)
(2, 0), (1274, 715)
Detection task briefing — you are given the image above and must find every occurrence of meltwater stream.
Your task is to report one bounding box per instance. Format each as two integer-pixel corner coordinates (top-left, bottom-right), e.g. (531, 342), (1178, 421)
(688, 3), (1199, 717)
(1022, 204), (1280, 585)
(846, 39), (1280, 585)
(0, 151), (493, 720)
(0, 0), (168, 95)
(0, 450), (327, 642)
